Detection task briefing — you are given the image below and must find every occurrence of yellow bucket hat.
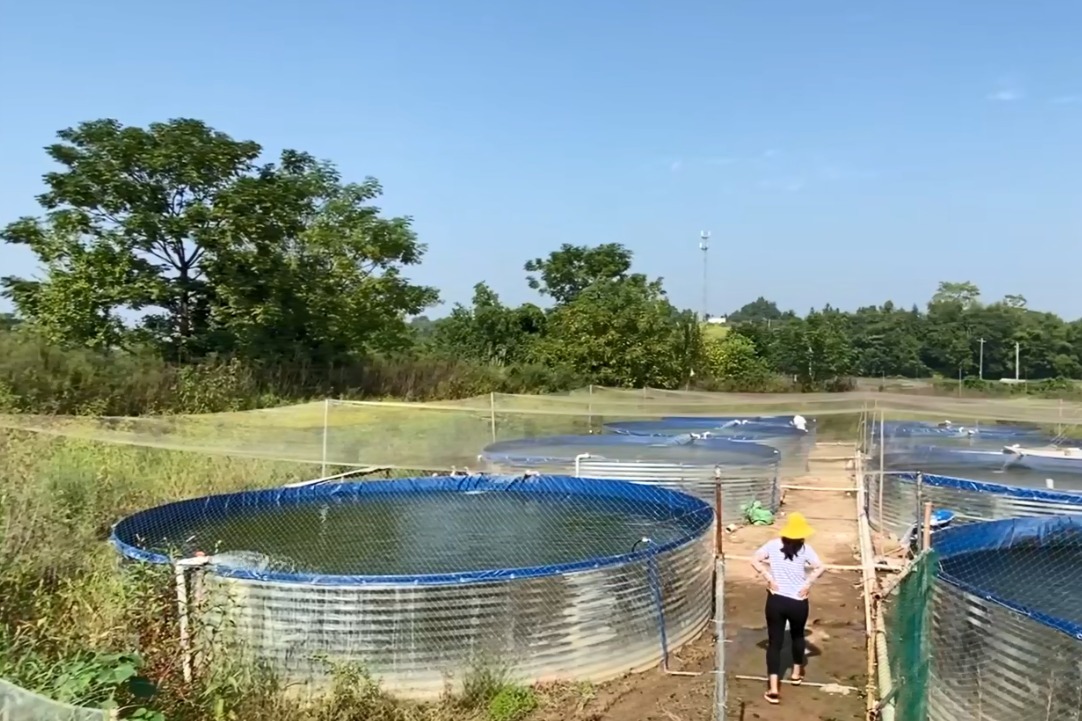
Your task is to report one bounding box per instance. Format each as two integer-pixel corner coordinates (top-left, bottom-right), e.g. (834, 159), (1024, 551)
(779, 512), (815, 540)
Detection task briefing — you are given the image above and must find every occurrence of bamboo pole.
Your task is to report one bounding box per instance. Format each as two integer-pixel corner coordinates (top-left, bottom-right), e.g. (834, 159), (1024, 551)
(856, 449), (879, 721)
(781, 484), (859, 492)
(921, 502), (933, 552)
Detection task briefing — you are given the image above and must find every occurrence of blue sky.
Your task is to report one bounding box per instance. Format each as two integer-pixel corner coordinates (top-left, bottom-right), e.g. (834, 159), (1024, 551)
(2, 0), (1081, 319)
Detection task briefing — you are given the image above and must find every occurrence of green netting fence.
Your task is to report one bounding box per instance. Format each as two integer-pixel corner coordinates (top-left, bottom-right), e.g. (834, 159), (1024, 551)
(883, 549), (937, 721)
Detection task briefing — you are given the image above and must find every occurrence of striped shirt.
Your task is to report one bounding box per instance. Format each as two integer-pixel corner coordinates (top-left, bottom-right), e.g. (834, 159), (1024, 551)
(755, 538), (822, 600)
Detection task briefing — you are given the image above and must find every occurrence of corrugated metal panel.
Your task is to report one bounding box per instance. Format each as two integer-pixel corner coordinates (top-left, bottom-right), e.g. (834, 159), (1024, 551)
(0, 679), (107, 721)
(199, 526), (715, 700)
(484, 460), (779, 525)
(927, 579), (1082, 721)
(866, 472), (1082, 539)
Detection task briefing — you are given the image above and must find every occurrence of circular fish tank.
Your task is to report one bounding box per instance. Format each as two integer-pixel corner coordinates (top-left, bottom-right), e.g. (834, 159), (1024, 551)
(480, 434), (781, 524)
(871, 420), (1050, 452)
(604, 416), (815, 476)
(868, 445), (1082, 537)
(928, 516), (1082, 721)
(111, 474), (715, 699)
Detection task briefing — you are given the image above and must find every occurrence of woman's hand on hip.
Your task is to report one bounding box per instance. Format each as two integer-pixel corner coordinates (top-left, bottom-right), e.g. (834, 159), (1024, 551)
(767, 578), (779, 594)
(797, 584), (810, 599)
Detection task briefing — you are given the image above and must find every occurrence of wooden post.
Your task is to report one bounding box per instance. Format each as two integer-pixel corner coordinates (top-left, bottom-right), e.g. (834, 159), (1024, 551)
(921, 501), (933, 551)
(877, 409), (886, 526)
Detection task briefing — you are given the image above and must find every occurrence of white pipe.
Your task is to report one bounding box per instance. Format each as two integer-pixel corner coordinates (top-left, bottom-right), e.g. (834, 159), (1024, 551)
(283, 466), (378, 489)
(574, 453), (591, 477)
(732, 674), (859, 691)
(174, 555), (212, 684)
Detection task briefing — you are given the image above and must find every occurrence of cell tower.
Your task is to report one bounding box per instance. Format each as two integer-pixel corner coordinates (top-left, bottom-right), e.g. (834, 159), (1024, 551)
(699, 230), (711, 320)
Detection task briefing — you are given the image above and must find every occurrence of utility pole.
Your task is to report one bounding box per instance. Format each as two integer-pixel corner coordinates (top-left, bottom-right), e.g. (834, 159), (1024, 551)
(978, 338), (985, 380)
(1015, 341), (1021, 382)
(699, 230), (711, 320)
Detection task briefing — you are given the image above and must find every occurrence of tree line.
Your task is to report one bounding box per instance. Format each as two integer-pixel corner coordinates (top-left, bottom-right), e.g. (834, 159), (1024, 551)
(2, 117), (1080, 414)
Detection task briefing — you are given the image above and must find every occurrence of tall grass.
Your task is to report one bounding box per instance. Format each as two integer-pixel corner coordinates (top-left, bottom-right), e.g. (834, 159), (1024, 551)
(0, 330), (584, 416)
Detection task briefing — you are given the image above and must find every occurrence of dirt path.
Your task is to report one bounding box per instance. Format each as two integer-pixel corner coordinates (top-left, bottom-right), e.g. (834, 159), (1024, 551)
(533, 444), (869, 721)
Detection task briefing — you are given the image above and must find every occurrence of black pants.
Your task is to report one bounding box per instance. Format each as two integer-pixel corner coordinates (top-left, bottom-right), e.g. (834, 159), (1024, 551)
(765, 593), (810, 676)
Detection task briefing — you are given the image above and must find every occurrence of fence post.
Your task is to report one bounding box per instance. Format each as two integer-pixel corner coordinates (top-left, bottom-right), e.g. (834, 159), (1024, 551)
(878, 410), (886, 526)
(713, 470), (726, 719)
(174, 555), (212, 685)
(714, 468), (724, 555)
(489, 392), (497, 443)
(915, 471), (924, 535)
(921, 502), (933, 552)
(320, 398), (330, 477)
(714, 555), (726, 719)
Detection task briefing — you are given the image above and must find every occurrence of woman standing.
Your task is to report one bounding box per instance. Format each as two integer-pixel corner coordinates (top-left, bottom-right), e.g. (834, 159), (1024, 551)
(749, 512), (826, 705)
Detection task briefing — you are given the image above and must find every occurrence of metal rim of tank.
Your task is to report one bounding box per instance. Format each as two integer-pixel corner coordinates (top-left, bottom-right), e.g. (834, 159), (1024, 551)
(109, 473), (715, 587)
(480, 433), (782, 467)
(895, 471), (1082, 502)
(874, 419), (1049, 440)
(604, 417), (814, 439)
(932, 514), (1082, 640)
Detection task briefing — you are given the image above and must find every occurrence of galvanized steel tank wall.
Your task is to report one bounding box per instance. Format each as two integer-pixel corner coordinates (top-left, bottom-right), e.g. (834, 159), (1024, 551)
(484, 459), (779, 525)
(926, 517), (1082, 721)
(926, 578), (1082, 721)
(866, 471), (1082, 538)
(198, 525), (715, 700)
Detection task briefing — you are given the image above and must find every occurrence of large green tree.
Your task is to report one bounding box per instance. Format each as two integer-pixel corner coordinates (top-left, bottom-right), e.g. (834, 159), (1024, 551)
(524, 242), (639, 305)
(1, 118), (437, 360)
(431, 283), (545, 366)
(532, 275), (701, 388)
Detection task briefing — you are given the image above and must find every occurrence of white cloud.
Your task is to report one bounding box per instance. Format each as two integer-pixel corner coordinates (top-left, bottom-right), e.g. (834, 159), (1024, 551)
(1051, 95), (1081, 105)
(987, 75), (1025, 102)
(762, 148), (783, 159)
(987, 88), (1023, 102)
(670, 159), (683, 173)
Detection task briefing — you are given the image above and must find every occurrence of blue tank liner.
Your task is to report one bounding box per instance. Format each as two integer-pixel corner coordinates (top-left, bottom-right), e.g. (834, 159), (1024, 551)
(884, 445), (1082, 474)
(110, 474), (714, 587)
(873, 420), (1049, 441)
(604, 418), (809, 439)
(932, 515), (1082, 639)
(866, 468), (1082, 540)
(896, 471), (1082, 504)
(480, 434), (781, 466)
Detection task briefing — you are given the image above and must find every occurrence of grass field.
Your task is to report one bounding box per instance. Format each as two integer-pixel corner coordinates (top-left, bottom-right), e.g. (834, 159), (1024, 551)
(700, 322), (730, 340)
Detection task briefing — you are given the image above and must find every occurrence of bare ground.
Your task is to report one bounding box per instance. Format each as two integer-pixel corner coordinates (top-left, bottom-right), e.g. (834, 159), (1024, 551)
(531, 444), (869, 721)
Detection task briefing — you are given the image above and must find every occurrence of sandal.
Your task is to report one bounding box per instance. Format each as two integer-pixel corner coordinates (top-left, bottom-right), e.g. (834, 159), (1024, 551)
(790, 676), (803, 686)
(764, 691), (780, 705)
